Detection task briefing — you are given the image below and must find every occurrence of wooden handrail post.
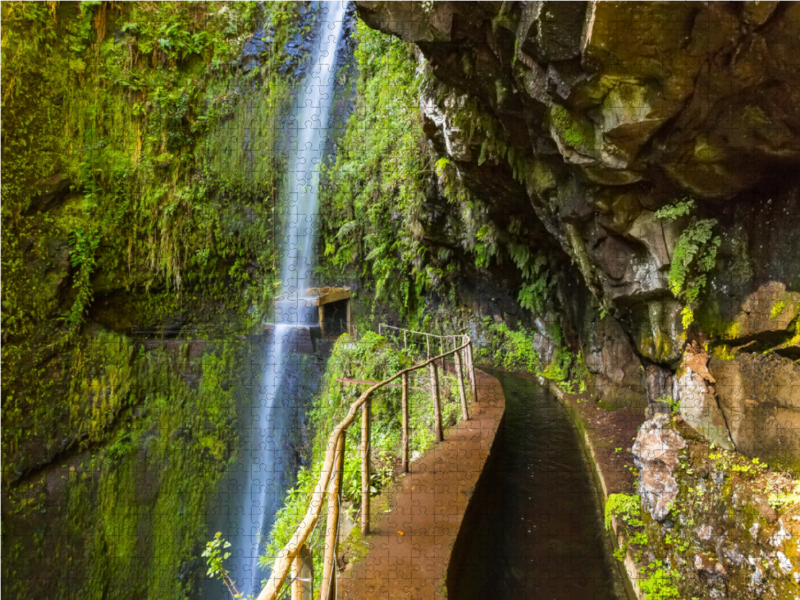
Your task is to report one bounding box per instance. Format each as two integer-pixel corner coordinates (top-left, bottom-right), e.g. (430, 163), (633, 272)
(401, 372), (409, 473)
(426, 335), (430, 359)
(291, 545), (313, 600)
(454, 347), (469, 421)
(320, 434), (344, 600)
(361, 397), (371, 535)
(467, 338), (477, 402)
(430, 362), (443, 442)
(403, 330), (407, 350)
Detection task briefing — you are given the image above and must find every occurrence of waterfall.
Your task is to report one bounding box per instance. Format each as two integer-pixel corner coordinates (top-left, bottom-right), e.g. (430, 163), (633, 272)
(215, 3), (349, 598)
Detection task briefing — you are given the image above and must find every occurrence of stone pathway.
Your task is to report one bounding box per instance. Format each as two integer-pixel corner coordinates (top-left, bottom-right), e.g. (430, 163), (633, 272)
(338, 369), (506, 600)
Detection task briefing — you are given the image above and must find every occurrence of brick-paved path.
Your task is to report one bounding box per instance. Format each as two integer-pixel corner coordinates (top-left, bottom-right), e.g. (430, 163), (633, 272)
(338, 369), (506, 600)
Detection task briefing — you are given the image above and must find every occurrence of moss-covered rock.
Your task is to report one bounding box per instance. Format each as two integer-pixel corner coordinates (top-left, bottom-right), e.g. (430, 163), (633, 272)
(1, 2), (321, 598)
(626, 415), (800, 599)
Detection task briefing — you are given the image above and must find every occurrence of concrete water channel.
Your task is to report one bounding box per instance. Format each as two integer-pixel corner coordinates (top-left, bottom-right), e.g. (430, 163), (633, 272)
(333, 368), (628, 600)
(450, 370), (629, 600)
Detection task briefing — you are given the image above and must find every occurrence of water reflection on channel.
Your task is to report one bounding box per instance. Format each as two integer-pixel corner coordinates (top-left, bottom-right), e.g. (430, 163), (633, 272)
(451, 369), (630, 600)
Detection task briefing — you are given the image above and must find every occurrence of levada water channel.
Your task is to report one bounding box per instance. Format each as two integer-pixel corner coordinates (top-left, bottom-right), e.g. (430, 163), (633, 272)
(450, 370), (630, 600)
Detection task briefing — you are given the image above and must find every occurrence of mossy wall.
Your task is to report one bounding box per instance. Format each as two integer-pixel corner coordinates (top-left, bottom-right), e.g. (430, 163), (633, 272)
(3, 336), (247, 599)
(1, 2), (317, 598)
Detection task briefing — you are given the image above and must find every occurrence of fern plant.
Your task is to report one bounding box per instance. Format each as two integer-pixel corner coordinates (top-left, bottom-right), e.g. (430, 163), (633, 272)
(66, 227), (101, 329)
(656, 198), (720, 329)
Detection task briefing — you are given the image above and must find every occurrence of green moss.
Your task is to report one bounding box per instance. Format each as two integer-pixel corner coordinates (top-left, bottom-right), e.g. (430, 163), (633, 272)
(2, 0), (309, 480)
(730, 226), (754, 283)
(342, 524), (372, 567)
(696, 300), (742, 341)
(526, 157), (557, 196)
(4, 338), (246, 599)
(712, 344), (737, 361)
(549, 104), (597, 154)
(771, 300), (787, 320)
(692, 135), (722, 163)
(1, 2), (315, 596)
(565, 222), (599, 293)
(602, 82), (649, 123)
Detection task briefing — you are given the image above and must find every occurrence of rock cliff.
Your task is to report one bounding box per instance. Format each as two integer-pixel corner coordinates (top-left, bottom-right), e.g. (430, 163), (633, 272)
(354, 0), (800, 465)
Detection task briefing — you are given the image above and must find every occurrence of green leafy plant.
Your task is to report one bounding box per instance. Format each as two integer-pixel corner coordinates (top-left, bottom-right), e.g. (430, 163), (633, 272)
(517, 261), (550, 314)
(605, 492), (642, 530)
(654, 198), (695, 221)
(639, 561), (682, 600)
(203, 532), (253, 600)
(656, 198), (721, 328)
(480, 321), (541, 374)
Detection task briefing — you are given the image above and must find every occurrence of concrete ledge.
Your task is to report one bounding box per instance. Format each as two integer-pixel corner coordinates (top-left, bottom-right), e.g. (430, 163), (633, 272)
(545, 379), (644, 600)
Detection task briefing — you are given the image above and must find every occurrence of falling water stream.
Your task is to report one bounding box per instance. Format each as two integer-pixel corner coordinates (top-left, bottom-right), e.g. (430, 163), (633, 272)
(208, 4), (348, 598)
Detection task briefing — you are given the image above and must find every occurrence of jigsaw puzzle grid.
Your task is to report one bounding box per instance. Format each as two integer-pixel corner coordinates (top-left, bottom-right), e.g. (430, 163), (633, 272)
(9, 3), (800, 600)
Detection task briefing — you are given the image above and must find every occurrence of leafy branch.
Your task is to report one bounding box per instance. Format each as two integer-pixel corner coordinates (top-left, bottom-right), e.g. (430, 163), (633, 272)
(202, 532), (253, 600)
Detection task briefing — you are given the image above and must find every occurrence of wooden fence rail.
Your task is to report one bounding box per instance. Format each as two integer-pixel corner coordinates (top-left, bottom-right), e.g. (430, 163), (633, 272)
(256, 332), (476, 600)
(378, 323), (462, 359)
(377, 324), (477, 396)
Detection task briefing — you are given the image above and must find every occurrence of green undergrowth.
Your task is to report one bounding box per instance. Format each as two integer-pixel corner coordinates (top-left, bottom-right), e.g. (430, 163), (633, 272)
(605, 492), (642, 531)
(258, 332), (468, 594)
(606, 492), (682, 599)
(1, 0), (316, 479)
(478, 320), (588, 394)
(319, 21), (434, 318)
(318, 22), (556, 325)
(2, 2), (314, 598)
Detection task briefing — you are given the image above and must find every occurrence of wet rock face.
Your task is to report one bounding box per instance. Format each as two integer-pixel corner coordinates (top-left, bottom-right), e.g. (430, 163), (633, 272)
(633, 414), (686, 521)
(634, 419), (800, 599)
(356, 0), (800, 462)
(711, 352), (800, 464)
(677, 342), (735, 451)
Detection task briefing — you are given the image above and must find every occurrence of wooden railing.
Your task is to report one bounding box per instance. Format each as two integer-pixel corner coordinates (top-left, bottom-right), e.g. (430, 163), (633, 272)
(256, 330), (477, 600)
(378, 323), (461, 358)
(377, 324), (477, 397)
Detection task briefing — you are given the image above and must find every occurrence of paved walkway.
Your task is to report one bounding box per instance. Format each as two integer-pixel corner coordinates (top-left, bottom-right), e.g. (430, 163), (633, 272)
(338, 369), (506, 600)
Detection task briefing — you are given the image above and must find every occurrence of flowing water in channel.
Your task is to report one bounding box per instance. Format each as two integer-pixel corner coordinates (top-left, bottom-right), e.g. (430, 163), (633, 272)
(208, 4), (348, 598)
(452, 370), (630, 600)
